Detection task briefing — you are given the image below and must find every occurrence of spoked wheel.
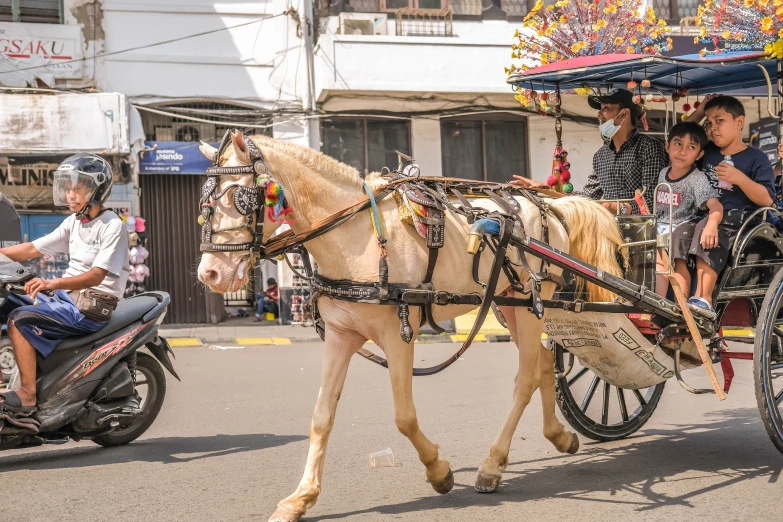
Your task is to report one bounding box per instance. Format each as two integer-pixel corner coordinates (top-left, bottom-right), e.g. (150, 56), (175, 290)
(754, 267), (783, 455)
(92, 352), (167, 448)
(553, 342), (665, 442)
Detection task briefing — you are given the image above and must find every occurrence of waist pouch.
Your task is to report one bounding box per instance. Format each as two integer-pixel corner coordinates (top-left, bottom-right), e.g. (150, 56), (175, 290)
(75, 289), (119, 322)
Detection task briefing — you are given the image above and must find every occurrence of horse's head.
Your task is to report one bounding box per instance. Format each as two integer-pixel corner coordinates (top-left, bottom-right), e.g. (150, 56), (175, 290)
(196, 130), (285, 294)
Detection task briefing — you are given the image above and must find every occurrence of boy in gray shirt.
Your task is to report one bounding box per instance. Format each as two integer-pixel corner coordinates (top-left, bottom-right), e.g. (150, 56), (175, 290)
(655, 122), (723, 296)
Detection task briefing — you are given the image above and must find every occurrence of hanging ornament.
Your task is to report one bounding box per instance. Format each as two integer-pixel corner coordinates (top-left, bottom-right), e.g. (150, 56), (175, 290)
(693, 100), (701, 109)
(641, 79), (651, 89)
(645, 93), (654, 102)
(683, 103), (691, 112)
(563, 183), (574, 193)
(628, 80), (638, 90)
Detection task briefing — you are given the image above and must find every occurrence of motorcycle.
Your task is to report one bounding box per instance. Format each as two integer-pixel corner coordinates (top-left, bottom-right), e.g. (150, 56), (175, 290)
(0, 254), (179, 450)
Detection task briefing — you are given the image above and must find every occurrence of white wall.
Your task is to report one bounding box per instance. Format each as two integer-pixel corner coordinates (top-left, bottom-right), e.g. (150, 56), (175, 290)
(101, 0), (308, 107)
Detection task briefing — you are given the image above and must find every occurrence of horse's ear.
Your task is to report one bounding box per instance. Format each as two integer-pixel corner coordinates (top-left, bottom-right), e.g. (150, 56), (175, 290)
(198, 140), (218, 162)
(231, 130), (251, 164)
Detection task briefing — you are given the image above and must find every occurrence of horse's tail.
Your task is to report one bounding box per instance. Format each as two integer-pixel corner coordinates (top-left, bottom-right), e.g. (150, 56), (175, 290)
(548, 196), (627, 302)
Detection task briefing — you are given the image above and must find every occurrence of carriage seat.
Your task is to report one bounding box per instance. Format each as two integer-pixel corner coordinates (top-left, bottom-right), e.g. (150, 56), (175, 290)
(55, 295), (160, 351)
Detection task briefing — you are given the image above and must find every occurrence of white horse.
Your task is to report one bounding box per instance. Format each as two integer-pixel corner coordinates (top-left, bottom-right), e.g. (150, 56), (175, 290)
(196, 130), (625, 522)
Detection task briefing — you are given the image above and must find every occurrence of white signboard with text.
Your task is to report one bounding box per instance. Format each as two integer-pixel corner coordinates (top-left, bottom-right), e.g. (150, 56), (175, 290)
(0, 22), (83, 79)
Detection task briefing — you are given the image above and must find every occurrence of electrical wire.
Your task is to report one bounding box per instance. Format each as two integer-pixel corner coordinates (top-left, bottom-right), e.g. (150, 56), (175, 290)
(0, 11), (290, 77)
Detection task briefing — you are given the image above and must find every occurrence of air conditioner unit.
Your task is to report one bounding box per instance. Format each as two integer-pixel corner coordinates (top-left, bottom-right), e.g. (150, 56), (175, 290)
(339, 13), (388, 36)
(172, 122), (216, 142)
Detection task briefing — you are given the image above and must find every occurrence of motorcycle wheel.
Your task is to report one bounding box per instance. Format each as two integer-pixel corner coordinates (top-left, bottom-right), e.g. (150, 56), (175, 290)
(92, 352), (167, 448)
(0, 337), (17, 384)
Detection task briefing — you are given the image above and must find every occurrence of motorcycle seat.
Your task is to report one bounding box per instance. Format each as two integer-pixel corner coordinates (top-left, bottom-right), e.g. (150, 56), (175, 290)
(56, 295), (161, 351)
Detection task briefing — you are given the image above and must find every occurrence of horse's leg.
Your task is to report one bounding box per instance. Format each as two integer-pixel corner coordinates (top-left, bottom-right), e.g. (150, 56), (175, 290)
(539, 345), (579, 453)
(496, 303), (576, 453)
(269, 327), (364, 522)
(475, 284), (556, 493)
(381, 331), (454, 494)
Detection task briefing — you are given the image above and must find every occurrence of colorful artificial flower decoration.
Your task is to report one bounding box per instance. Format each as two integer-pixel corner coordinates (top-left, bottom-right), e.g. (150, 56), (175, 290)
(506, 0), (672, 111)
(696, 0), (783, 57)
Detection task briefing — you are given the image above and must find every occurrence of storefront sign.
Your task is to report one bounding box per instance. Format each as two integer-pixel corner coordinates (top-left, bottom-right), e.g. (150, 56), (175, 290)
(105, 200), (132, 217)
(0, 22), (84, 79)
(0, 160), (58, 209)
(139, 141), (215, 174)
(750, 118), (779, 165)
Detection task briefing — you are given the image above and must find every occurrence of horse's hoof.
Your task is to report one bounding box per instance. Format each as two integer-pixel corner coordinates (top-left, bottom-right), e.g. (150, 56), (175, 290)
(567, 434), (580, 454)
(431, 469), (454, 494)
(474, 473), (500, 493)
(268, 507), (303, 522)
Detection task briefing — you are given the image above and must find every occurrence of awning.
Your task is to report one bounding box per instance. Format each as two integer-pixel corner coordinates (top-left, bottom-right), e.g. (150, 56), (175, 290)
(0, 93), (130, 155)
(508, 51), (775, 95)
(139, 141), (215, 175)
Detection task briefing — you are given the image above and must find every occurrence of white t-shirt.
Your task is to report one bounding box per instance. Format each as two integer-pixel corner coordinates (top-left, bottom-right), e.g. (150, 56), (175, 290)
(32, 211), (130, 299)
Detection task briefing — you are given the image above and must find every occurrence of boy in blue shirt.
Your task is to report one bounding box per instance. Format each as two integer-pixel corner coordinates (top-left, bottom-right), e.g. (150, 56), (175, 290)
(677, 95), (776, 311)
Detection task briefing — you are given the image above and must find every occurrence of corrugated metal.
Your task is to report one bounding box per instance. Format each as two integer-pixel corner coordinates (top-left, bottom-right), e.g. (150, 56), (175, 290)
(140, 174), (223, 324)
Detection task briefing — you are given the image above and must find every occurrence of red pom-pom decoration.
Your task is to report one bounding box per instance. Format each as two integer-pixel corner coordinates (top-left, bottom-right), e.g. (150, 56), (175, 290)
(560, 170), (571, 183)
(682, 103), (692, 112)
(540, 92), (549, 101)
(641, 79), (651, 88)
(693, 100), (701, 109)
(633, 95), (642, 104)
(546, 175), (558, 187)
(627, 81), (638, 89)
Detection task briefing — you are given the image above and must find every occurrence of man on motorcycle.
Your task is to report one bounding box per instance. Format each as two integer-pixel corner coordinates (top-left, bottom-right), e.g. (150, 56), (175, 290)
(0, 154), (129, 412)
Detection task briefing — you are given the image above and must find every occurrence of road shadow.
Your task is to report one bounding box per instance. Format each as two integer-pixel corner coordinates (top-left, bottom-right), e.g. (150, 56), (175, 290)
(0, 432), (307, 471)
(316, 407), (783, 519)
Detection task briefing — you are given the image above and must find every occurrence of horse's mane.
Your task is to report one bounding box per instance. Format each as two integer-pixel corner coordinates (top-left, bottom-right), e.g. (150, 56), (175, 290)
(248, 134), (388, 190)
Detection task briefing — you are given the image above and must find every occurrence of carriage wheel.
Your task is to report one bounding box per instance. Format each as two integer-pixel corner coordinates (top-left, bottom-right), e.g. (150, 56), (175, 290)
(553, 342), (665, 442)
(754, 267), (783, 455)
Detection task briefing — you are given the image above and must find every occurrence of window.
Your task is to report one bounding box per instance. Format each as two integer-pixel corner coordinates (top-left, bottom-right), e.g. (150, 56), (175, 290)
(441, 116), (528, 182)
(379, 0), (446, 11)
(138, 101), (273, 142)
(0, 1), (63, 24)
(321, 118), (411, 176)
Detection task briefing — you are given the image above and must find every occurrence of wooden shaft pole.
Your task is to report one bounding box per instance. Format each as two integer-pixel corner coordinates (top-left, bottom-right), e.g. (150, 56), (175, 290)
(660, 249), (726, 400)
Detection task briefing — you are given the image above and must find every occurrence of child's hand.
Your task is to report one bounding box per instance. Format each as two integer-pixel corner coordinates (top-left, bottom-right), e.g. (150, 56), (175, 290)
(715, 162), (747, 186)
(701, 222), (720, 250)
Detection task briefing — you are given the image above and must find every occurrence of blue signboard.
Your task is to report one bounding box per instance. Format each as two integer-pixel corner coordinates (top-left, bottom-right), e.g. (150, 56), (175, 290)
(139, 141), (215, 174)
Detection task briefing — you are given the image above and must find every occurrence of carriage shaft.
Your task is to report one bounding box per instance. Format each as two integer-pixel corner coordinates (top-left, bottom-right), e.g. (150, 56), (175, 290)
(508, 234), (714, 336)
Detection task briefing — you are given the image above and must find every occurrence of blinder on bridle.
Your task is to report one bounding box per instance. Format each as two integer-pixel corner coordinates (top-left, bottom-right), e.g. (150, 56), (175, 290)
(198, 130), (270, 254)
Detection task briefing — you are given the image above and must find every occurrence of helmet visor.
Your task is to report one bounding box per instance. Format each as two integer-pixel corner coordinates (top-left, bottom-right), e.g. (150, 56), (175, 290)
(53, 168), (99, 207)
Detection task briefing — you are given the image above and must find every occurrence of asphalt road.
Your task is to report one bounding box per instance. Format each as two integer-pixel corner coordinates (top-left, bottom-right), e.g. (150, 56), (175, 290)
(1, 341), (781, 522)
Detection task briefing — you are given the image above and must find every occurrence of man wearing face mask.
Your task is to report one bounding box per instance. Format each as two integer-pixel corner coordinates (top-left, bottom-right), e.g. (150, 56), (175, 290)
(512, 88), (668, 215)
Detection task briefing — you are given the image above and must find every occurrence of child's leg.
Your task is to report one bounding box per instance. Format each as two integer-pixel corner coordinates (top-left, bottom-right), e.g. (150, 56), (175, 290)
(694, 258), (719, 305)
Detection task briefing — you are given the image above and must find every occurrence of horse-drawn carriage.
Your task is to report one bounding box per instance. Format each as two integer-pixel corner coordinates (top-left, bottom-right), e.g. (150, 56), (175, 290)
(195, 50), (783, 522)
(508, 51), (783, 450)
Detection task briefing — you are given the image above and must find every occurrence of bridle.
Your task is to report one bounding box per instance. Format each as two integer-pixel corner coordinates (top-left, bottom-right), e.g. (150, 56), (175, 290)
(198, 130), (274, 255)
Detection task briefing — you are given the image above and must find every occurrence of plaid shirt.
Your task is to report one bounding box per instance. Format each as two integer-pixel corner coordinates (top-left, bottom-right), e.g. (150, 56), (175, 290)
(582, 130), (668, 214)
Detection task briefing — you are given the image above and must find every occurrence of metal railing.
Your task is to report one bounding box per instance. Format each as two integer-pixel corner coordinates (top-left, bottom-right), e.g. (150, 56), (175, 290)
(396, 7), (453, 36)
(322, 0), (691, 22)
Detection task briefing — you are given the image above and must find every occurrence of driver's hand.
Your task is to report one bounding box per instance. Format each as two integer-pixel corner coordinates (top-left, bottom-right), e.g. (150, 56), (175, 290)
(510, 175), (549, 190)
(24, 278), (55, 300)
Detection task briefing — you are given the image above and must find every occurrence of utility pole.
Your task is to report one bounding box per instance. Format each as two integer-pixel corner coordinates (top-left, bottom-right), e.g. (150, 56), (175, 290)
(301, 0), (319, 151)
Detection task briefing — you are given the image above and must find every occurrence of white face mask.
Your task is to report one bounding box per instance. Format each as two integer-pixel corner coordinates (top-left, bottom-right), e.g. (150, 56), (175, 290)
(599, 111), (626, 140)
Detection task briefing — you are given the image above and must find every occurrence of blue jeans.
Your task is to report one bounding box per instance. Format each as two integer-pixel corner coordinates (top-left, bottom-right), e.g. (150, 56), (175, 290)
(256, 299), (278, 318)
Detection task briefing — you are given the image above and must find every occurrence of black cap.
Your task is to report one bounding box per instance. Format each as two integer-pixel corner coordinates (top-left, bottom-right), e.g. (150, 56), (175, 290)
(267, 278), (277, 285)
(588, 88), (645, 119)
